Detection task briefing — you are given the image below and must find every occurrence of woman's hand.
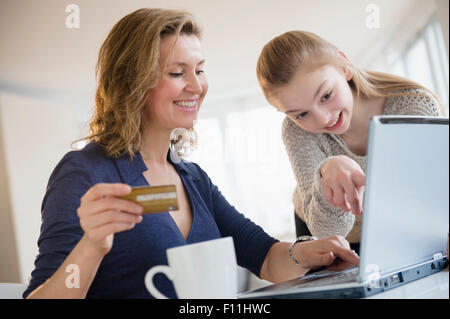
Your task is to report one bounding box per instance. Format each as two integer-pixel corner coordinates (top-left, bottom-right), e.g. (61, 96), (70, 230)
(294, 235), (359, 271)
(77, 183), (143, 256)
(320, 155), (365, 215)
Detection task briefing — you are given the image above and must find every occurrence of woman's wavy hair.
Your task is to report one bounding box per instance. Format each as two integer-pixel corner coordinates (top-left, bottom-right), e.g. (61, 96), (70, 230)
(79, 8), (201, 158)
(256, 30), (444, 115)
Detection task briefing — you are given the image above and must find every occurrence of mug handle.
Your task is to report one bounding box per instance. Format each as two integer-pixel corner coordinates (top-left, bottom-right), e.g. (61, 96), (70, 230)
(144, 265), (174, 299)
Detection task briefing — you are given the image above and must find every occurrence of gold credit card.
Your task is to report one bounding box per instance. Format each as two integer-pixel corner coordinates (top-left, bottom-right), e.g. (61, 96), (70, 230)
(119, 185), (179, 214)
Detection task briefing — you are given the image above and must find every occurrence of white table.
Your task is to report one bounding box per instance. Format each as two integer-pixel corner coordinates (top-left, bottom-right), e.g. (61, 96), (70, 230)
(366, 269), (449, 299)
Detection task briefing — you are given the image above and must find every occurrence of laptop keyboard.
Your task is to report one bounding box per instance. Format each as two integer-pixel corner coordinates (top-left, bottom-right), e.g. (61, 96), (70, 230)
(293, 267), (359, 289)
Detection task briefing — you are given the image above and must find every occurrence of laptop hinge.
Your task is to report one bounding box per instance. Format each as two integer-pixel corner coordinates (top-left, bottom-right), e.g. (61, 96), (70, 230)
(365, 264), (381, 289)
(433, 252), (443, 261)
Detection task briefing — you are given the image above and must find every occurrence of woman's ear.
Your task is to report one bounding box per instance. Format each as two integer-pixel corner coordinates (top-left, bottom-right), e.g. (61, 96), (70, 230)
(337, 50), (353, 81)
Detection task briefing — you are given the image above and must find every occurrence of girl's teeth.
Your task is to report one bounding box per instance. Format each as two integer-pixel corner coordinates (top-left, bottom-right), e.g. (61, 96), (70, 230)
(327, 118), (338, 128)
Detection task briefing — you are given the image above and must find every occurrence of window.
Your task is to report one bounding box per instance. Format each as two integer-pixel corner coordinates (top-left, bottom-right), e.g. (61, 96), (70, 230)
(387, 15), (449, 114)
(189, 107), (297, 238)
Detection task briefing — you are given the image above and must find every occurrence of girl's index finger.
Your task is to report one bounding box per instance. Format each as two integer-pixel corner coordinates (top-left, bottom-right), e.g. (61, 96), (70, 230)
(352, 172), (366, 188)
(83, 183), (132, 202)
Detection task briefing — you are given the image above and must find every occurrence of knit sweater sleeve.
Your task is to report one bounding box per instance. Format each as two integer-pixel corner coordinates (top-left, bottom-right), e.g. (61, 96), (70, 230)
(281, 117), (355, 239)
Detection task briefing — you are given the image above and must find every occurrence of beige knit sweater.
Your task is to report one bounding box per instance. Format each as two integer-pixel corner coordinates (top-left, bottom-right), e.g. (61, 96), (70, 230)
(282, 89), (443, 243)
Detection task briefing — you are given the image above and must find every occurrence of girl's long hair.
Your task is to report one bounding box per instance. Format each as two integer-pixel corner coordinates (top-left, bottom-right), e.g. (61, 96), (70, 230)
(257, 30), (444, 114)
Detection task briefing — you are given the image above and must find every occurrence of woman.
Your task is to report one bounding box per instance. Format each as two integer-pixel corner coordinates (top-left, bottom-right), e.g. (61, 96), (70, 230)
(256, 30), (444, 253)
(24, 9), (358, 299)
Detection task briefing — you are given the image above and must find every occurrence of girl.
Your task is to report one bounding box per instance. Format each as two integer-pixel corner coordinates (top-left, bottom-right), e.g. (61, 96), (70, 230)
(24, 10), (358, 299)
(256, 30), (444, 253)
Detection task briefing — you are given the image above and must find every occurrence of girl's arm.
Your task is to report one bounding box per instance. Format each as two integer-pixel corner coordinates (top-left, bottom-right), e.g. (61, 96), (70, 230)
(281, 117), (355, 238)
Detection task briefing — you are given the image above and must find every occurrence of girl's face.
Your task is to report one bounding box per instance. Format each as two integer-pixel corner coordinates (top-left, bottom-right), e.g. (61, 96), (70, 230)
(145, 34), (208, 131)
(270, 64), (354, 135)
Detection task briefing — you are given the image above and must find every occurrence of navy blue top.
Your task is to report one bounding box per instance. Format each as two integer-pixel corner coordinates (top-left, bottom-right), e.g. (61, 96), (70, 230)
(23, 142), (278, 298)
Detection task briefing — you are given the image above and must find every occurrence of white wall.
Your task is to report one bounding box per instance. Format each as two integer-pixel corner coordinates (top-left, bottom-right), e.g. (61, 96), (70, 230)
(0, 96), (21, 283)
(0, 92), (89, 282)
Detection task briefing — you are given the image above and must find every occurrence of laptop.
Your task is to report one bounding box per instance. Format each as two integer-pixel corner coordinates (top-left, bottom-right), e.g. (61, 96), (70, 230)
(239, 115), (449, 299)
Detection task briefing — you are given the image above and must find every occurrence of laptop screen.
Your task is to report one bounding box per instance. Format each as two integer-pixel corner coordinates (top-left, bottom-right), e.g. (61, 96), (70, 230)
(359, 116), (449, 280)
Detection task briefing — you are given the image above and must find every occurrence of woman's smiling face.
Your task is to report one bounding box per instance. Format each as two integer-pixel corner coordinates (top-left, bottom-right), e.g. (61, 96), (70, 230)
(270, 64), (354, 135)
(145, 34), (208, 131)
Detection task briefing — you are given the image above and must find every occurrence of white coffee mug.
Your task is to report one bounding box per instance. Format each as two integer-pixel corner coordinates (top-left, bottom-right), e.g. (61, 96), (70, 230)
(145, 236), (238, 299)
